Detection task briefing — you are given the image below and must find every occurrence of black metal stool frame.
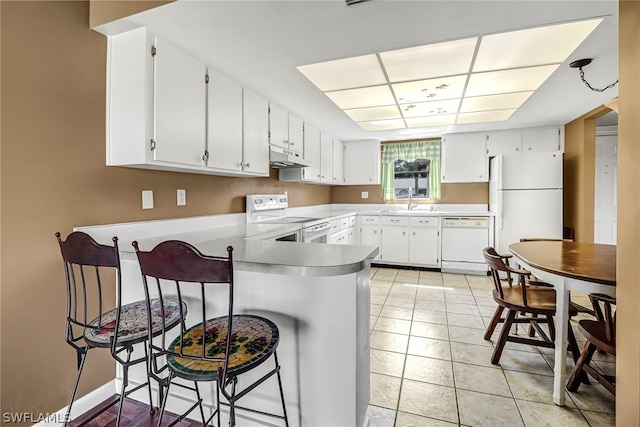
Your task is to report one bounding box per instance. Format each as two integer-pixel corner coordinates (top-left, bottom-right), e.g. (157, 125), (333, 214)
(56, 231), (154, 426)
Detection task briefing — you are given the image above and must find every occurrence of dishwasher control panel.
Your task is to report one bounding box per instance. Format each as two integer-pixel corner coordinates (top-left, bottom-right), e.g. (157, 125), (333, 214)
(442, 217), (489, 228)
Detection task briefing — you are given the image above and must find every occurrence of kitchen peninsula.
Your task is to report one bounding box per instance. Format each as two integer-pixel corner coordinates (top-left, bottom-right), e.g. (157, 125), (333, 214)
(77, 210), (377, 427)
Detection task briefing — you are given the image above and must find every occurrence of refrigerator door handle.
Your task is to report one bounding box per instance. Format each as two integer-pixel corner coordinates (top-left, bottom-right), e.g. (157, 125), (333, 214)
(498, 191), (504, 230)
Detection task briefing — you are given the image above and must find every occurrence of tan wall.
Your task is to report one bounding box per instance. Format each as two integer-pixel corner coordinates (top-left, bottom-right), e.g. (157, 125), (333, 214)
(616, 2), (640, 425)
(332, 183), (489, 205)
(564, 105), (609, 243)
(89, 0), (172, 28)
(0, 1), (329, 418)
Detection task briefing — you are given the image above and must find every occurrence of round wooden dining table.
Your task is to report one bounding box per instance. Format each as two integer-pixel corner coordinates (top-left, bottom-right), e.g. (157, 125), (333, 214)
(509, 241), (616, 406)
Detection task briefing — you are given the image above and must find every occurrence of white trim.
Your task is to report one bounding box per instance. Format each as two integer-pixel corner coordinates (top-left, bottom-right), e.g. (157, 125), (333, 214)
(34, 381), (116, 426)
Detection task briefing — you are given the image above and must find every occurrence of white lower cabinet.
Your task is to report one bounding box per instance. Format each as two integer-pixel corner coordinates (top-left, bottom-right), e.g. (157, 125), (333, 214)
(360, 215), (381, 261)
(408, 217), (440, 268)
(359, 214), (440, 267)
(380, 216), (409, 264)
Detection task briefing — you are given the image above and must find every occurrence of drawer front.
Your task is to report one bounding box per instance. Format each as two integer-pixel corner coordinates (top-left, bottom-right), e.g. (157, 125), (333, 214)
(381, 216), (409, 226)
(340, 218), (350, 229)
(329, 219), (341, 233)
(360, 215), (380, 225)
(409, 217), (439, 227)
(349, 216), (356, 227)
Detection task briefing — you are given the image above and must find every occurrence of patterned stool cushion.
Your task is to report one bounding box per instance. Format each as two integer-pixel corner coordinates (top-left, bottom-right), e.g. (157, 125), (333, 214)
(167, 314), (279, 380)
(84, 297), (185, 347)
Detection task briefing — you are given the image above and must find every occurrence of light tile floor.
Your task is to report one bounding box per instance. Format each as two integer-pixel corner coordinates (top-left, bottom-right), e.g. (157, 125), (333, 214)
(365, 267), (616, 427)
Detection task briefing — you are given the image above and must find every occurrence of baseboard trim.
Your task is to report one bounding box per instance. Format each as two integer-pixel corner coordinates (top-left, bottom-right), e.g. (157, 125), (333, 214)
(35, 381), (116, 426)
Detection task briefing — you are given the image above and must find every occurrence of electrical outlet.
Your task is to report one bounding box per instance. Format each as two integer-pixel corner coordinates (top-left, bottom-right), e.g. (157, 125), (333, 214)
(142, 190), (154, 209)
(177, 189), (186, 206)
(361, 191), (369, 199)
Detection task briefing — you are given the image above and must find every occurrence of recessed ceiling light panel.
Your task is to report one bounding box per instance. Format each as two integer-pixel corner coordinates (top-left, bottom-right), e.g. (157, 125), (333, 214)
(460, 91), (533, 113)
(297, 54), (386, 91)
(406, 115), (456, 128)
(380, 37), (477, 82)
(325, 85), (395, 109)
(392, 75), (467, 103)
(344, 105), (402, 122)
(358, 118), (406, 131)
(456, 109), (515, 124)
(400, 99), (461, 118)
(473, 19), (603, 72)
(465, 64), (558, 97)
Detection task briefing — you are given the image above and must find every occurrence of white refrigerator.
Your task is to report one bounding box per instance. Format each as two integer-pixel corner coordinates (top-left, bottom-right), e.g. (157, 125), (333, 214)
(490, 152), (564, 256)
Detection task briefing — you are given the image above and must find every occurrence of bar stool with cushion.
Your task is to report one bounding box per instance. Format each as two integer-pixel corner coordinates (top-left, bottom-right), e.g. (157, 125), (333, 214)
(133, 239), (289, 427)
(56, 231), (185, 426)
(482, 247), (582, 366)
(566, 293), (616, 395)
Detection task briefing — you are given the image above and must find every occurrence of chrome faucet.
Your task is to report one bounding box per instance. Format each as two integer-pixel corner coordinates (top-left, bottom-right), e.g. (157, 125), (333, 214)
(408, 187), (417, 210)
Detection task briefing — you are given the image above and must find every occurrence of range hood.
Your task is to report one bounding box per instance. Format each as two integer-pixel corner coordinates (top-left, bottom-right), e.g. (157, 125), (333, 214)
(269, 145), (311, 168)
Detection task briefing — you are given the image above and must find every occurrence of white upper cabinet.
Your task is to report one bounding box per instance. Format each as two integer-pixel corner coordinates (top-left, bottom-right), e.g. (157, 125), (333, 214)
(486, 130), (522, 156)
(303, 124), (321, 182)
(522, 126), (563, 152)
(343, 139), (381, 185)
(320, 132), (333, 184)
(441, 133), (488, 183)
(269, 103), (303, 155)
(487, 126), (563, 156)
(153, 37), (207, 167)
(106, 27), (269, 177)
(242, 89), (270, 176)
(332, 139), (344, 185)
(206, 70), (243, 172)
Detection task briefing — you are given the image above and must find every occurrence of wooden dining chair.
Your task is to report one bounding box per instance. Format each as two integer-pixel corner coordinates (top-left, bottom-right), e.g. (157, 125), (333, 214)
(55, 232), (185, 426)
(566, 293), (616, 395)
(482, 247), (582, 366)
(133, 240), (289, 427)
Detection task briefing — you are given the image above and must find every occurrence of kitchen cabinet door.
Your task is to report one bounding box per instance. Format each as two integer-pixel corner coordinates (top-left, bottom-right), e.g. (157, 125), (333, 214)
(381, 226), (409, 264)
(153, 37), (207, 167)
(303, 124), (321, 182)
(206, 70), (243, 172)
(242, 89), (269, 176)
(360, 225), (381, 261)
(487, 130), (522, 156)
(332, 139), (344, 185)
(269, 103), (289, 150)
(288, 114), (304, 155)
(441, 133), (488, 183)
(320, 133), (333, 184)
(409, 228), (439, 267)
(522, 126), (562, 152)
(343, 139), (381, 185)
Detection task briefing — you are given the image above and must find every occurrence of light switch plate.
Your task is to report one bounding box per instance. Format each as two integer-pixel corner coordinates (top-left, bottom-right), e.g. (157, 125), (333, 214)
(142, 190), (154, 209)
(361, 191), (369, 199)
(177, 189), (186, 206)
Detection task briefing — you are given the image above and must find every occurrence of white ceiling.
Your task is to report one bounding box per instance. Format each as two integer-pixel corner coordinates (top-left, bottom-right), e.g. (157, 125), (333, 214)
(113, 0), (619, 142)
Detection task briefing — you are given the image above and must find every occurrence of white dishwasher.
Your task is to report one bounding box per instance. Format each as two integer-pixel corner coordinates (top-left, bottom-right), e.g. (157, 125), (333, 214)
(441, 217), (490, 275)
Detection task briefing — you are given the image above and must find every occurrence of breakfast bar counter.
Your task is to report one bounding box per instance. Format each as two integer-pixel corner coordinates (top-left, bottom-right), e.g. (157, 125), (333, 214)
(77, 214), (376, 427)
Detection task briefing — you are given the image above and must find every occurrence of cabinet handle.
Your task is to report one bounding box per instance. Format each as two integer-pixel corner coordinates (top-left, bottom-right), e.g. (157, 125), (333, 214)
(290, 141), (295, 145)
(246, 162), (250, 168)
(413, 231), (416, 236)
(402, 231), (406, 236)
(202, 150), (209, 162)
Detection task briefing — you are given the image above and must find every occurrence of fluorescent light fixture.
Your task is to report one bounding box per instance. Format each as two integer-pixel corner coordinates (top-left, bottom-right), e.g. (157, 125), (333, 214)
(460, 92), (534, 113)
(380, 37), (477, 82)
(457, 109), (516, 124)
(358, 118), (406, 131)
(344, 105), (402, 121)
(298, 54), (386, 91)
(400, 99), (461, 118)
(296, 17), (603, 131)
(325, 85), (395, 110)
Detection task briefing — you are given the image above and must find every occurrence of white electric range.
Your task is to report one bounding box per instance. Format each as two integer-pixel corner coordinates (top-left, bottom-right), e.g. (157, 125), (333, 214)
(245, 194), (331, 243)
